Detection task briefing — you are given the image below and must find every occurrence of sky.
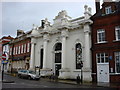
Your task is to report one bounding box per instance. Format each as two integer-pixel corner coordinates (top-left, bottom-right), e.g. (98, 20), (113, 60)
(1, 0), (96, 38)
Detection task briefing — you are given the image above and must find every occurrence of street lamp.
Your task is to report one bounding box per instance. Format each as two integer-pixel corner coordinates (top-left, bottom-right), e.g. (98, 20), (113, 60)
(80, 61), (83, 83)
(35, 66), (40, 75)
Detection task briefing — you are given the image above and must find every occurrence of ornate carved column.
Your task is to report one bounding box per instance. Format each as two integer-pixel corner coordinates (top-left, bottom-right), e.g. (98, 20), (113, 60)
(84, 25), (91, 69)
(61, 29), (68, 69)
(29, 38), (36, 70)
(80, 5), (93, 82)
(43, 34), (49, 69)
(83, 5), (92, 70)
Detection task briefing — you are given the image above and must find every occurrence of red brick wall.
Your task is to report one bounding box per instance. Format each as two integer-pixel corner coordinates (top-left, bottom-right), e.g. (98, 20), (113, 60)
(92, 12), (120, 82)
(9, 38), (31, 60)
(0, 41), (2, 60)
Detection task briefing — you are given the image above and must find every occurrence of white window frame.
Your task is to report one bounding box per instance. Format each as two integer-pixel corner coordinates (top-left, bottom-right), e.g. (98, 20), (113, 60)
(21, 44), (23, 53)
(115, 26), (120, 41)
(24, 44), (26, 53)
(97, 29), (106, 43)
(96, 53), (109, 63)
(18, 45), (20, 54)
(13, 47), (15, 55)
(14, 47), (16, 55)
(10, 48), (12, 55)
(27, 43), (30, 52)
(105, 6), (112, 15)
(16, 46), (18, 55)
(114, 52), (120, 73)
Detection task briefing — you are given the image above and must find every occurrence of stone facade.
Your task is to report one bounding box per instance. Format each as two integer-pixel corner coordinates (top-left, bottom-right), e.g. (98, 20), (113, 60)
(30, 5), (93, 82)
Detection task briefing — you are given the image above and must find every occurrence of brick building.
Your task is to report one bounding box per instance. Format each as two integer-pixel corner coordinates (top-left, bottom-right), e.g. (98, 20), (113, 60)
(0, 39), (2, 62)
(0, 36), (14, 72)
(91, 0), (120, 82)
(9, 30), (31, 73)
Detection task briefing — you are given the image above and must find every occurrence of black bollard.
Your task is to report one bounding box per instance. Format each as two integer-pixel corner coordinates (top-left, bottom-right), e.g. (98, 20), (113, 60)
(76, 74), (80, 84)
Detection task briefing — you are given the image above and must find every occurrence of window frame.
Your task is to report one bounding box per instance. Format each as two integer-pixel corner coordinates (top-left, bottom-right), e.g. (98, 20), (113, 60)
(115, 26), (120, 41)
(21, 44), (23, 53)
(114, 52), (120, 73)
(13, 47), (15, 55)
(75, 43), (82, 69)
(105, 6), (112, 15)
(9, 47), (12, 55)
(97, 29), (106, 43)
(96, 53), (109, 64)
(24, 43), (26, 53)
(18, 45), (21, 54)
(16, 46), (18, 55)
(27, 43), (30, 52)
(54, 43), (62, 63)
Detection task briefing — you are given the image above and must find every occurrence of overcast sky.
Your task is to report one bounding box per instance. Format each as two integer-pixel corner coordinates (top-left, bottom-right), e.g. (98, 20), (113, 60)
(1, 0), (96, 38)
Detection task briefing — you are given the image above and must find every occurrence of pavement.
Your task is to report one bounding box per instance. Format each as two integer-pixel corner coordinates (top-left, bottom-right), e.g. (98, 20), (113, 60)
(3, 73), (120, 88)
(43, 78), (120, 88)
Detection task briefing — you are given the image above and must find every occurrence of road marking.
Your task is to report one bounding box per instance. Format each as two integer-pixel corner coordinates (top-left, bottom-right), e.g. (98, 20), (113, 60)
(43, 85), (48, 87)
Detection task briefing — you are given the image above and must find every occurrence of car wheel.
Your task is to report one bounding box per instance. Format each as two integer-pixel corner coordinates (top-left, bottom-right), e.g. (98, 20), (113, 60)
(36, 78), (40, 81)
(18, 75), (21, 78)
(28, 76), (31, 80)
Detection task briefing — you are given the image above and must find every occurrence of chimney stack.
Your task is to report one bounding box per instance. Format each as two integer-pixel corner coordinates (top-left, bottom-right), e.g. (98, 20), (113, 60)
(17, 30), (24, 36)
(103, 0), (113, 2)
(95, 0), (100, 13)
(41, 20), (45, 28)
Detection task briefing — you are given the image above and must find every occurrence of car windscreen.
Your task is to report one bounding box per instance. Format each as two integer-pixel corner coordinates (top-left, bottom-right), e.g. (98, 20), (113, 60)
(29, 71), (36, 74)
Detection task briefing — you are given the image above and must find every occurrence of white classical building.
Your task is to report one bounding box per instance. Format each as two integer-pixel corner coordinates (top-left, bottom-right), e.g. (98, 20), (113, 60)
(30, 5), (93, 82)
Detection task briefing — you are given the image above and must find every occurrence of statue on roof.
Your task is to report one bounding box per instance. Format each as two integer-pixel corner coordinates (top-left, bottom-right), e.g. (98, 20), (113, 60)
(43, 18), (51, 30)
(55, 10), (71, 19)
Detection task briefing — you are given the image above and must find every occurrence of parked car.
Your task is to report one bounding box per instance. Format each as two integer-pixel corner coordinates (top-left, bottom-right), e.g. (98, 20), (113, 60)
(18, 70), (40, 80)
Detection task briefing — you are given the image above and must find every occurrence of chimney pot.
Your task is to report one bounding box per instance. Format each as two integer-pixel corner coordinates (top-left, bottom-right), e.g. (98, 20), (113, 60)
(95, 0), (100, 13)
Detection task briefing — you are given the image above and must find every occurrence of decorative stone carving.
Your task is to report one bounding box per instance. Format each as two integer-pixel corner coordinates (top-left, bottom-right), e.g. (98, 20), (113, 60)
(55, 10), (71, 20)
(32, 24), (36, 30)
(84, 5), (92, 19)
(43, 18), (51, 31)
(53, 10), (71, 27)
(61, 29), (69, 38)
(43, 34), (50, 42)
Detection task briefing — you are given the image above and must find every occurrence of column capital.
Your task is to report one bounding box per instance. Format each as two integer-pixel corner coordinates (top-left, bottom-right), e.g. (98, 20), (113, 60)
(31, 38), (36, 44)
(84, 24), (91, 34)
(43, 34), (50, 42)
(61, 29), (69, 38)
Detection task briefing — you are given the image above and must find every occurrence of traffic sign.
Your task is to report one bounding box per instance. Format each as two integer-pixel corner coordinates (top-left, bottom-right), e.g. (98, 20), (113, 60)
(2, 60), (8, 64)
(2, 54), (6, 60)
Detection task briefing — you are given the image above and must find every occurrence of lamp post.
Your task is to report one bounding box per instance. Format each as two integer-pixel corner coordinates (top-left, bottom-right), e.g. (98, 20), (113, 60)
(38, 66), (40, 75)
(35, 66), (40, 75)
(2, 53), (7, 82)
(80, 61), (83, 84)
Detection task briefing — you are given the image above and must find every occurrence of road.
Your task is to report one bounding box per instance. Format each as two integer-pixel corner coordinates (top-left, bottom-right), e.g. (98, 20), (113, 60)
(2, 74), (117, 90)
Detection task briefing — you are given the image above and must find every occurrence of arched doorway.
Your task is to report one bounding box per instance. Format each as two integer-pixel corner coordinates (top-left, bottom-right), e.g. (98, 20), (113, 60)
(54, 43), (62, 76)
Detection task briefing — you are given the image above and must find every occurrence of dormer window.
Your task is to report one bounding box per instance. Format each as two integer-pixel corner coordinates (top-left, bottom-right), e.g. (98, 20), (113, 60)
(105, 6), (112, 15)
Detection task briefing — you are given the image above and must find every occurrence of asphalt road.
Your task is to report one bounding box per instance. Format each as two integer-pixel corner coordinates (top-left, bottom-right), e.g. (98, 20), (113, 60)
(2, 74), (118, 90)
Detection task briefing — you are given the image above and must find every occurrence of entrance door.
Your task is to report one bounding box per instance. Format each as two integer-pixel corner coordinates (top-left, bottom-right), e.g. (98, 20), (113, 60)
(55, 64), (61, 76)
(54, 43), (62, 76)
(97, 64), (109, 82)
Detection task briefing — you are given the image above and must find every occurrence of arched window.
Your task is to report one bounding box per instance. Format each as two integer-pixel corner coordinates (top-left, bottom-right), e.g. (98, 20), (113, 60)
(76, 43), (82, 69)
(55, 43), (62, 63)
(55, 43), (62, 51)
